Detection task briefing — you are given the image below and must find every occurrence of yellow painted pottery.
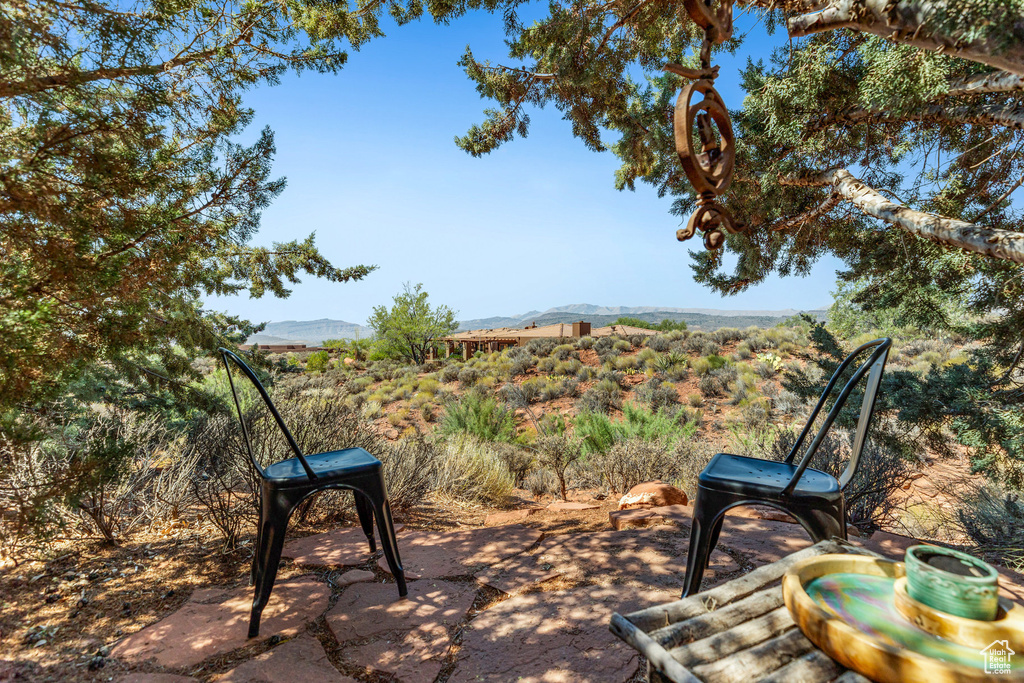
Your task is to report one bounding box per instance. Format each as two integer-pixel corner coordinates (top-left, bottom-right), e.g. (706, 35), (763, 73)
(782, 554), (1024, 683)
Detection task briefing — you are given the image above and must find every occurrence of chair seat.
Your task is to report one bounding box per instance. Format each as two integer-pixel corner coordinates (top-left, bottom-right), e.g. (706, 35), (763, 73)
(263, 447), (381, 484)
(698, 453), (841, 500)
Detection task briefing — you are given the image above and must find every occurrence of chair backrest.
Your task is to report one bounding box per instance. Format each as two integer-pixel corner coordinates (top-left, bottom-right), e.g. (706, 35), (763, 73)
(218, 348), (318, 481)
(781, 338), (892, 496)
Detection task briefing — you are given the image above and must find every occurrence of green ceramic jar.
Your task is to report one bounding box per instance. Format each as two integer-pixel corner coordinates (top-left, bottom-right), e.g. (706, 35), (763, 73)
(905, 545), (999, 621)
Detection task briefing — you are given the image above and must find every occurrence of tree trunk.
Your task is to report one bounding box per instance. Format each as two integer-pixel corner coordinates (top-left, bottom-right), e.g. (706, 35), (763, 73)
(780, 168), (1024, 263)
(804, 102), (1024, 137)
(787, 0), (1024, 77)
(945, 71), (1024, 97)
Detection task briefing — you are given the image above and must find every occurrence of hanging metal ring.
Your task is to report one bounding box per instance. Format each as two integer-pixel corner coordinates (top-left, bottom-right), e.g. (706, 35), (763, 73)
(674, 80), (735, 196)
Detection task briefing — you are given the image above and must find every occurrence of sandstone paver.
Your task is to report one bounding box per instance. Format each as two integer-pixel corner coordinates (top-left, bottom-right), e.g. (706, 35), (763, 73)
(326, 579), (477, 642)
(483, 509), (537, 525)
(375, 525), (542, 579)
(546, 501), (599, 511)
(212, 635), (355, 683)
(112, 576), (329, 669)
(330, 569), (375, 588)
(449, 585), (677, 683)
(535, 527), (738, 590)
(281, 525), (403, 567)
(326, 580), (477, 682)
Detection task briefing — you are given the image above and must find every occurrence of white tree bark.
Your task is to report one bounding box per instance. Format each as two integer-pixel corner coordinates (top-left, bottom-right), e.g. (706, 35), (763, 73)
(780, 168), (1024, 263)
(945, 71), (1024, 97)
(788, 0), (1024, 77)
(804, 102), (1024, 136)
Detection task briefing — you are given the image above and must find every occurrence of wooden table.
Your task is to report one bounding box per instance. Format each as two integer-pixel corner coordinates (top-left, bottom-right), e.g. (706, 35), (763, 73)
(610, 539), (876, 683)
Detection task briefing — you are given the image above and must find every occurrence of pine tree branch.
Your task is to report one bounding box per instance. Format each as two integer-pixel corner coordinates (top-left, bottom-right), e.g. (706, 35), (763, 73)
(804, 102), (1024, 138)
(0, 50), (217, 99)
(779, 167), (1024, 263)
(787, 0), (1024, 77)
(772, 192), (843, 231)
(945, 71), (1024, 97)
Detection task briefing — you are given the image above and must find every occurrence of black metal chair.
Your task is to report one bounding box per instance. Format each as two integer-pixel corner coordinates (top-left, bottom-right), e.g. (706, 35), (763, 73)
(218, 348), (407, 637)
(681, 337), (892, 597)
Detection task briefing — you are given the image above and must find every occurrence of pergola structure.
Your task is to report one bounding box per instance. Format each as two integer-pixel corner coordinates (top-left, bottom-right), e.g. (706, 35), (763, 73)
(437, 321), (658, 360)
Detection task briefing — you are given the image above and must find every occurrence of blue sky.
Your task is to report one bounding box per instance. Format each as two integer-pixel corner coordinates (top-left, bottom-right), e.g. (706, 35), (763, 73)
(211, 6), (844, 326)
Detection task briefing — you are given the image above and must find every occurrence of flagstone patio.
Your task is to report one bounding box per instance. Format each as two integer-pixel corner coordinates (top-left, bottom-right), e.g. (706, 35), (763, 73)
(107, 506), (1024, 683)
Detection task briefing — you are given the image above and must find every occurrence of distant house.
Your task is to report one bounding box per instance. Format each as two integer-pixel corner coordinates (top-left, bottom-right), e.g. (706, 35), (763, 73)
(437, 321), (657, 360)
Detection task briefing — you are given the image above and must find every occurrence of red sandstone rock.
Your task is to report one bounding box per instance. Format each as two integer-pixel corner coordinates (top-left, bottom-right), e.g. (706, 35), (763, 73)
(609, 508), (666, 530)
(326, 580), (478, 683)
(546, 501), (599, 511)
(281, 524), (403, 567)
(449, 585), (678, 683)
(617, 481), (688, 509)
(116, 676), (197, 683)
(375, 525), (542, 579)
(483, 509), (537, 526)
(212, 636), (355, 683)
(111, 576), (330, 669)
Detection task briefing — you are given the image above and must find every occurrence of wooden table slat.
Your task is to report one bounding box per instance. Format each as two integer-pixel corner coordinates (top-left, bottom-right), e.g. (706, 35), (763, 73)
(690, 627), (815, 683)
(624, 540), (845, 631)
(611, 540), (874, 682)
(668, 604), (794, 668)
(756, 650), (843, 682)
(651, 587), (785, 649)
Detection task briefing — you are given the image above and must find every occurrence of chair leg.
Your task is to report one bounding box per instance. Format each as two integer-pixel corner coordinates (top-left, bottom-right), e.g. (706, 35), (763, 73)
(369, 491), (406, 598)
(793, 503), (846, 544)
(249, 495), (295, 639)
(682, 491), (726, 598)
(354, 492), (377, 554)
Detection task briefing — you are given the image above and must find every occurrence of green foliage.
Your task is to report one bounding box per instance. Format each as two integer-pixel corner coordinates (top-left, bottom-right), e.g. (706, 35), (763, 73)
(575, 403), (698, 455)
(367, 283), (457, 365)
(613, 317), (687, 331)
(305, 351), (330, 373)
(576, 378), (622, 414)
(439, 392), (516, 442)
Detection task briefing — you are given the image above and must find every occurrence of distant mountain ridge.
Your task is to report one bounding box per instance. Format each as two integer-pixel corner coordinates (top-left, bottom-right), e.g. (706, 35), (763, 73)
(247, 304), (827, 345)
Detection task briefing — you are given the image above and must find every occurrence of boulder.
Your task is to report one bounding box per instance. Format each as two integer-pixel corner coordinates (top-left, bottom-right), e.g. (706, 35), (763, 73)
(617, 481), (688, 510)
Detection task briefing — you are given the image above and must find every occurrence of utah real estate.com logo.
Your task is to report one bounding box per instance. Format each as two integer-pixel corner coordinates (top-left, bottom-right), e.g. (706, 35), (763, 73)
(982, 640), (1015, 675)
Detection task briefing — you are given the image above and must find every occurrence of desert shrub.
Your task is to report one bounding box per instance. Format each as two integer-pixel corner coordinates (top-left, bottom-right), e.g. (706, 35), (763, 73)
(420, 403), (436, 422)
(493, 442), (535, 486)
(377, 436), (438, 512)
(665, 364), (690, 382)
(590, 438), (689, 493)
(711, 327), (743, 345)
(478, 376), (497, 389)
(576, 335), (595, 349)
(635, 348), (658, 368)
(440, 364), (461, 383)
(688, 393), (704, 408)
(554, 358), (583, 376)
(698, 373), (724, 398)
(458, 366), (481, 387)
(609, 354), (639, 372)
(387, 408), (410, 426)
(613, 339), (632, 353)
(738, 398), (771, 430)
(647, 335), (672, 352)
(576, 365), (597, 382)
(551, 344), (577, 361)
(684, 333), (709, 354)
(537, 356), (558, 373)
(417, 378), (440, 394)
(345, 376), (374, 393)
(596, 369), (625, 388)
(636, 378), (678, 411)
(507, 347), (536, 376)
(575, 403), (698, 455)
(305, 350), (330, 373)
(734, 342), (754, 360)
(691, 357), (711, 376)
(953, 485), (1024, 569)
(671, 439), (719, 497)
(362, 400), (383, 420)
(432, 436), (514, 505)
(535, 434), (582, 500)
(525, 468), (559, 497)
(576, 378), (622, 413)
(594, 335), (618, 354)
(526, 338), (559, 356)
(538, 378), (565, 402)
(728, 376), (758, 406)
(440, 393), (516, 442)
(773, 389), (805, 417)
